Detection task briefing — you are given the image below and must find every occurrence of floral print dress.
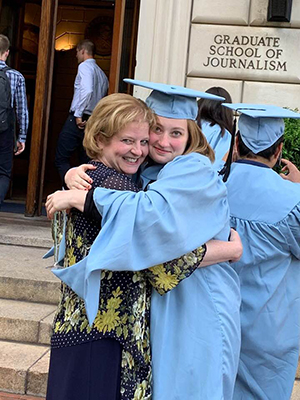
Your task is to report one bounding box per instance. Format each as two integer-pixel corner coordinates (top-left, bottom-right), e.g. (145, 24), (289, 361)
(51, 161), (206, 400)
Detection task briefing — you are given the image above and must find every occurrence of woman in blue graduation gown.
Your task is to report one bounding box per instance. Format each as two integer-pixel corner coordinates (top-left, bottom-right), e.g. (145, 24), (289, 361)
(222, 104), (300, 399)
(50, 81), (242, 400)
(197, 87), (233, 164)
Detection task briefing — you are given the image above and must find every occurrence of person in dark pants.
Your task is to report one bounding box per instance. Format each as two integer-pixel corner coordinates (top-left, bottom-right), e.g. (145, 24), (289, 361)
(0, 34), (29, 206)
(55, 39), (108, 184)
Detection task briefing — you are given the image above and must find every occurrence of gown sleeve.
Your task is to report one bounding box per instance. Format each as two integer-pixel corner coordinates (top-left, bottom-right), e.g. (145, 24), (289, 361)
(85, 188), (207, 294)
(83, 174), (140, 223)
(83, 188), (101, 223)
(146, 245), (206, 295)
(284, 202), (300, 260)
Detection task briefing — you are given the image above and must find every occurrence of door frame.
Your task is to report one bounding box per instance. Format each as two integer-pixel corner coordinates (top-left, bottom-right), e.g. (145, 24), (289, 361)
(25, 0), (58, 216)
(25, 0), (139, 215)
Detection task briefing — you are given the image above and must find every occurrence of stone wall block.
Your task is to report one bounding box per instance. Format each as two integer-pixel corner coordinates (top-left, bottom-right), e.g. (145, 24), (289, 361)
(250, 0), (300, 28)
(292, 380), (300, 400)
(192, 0), (250, 25)
(243, 81), (300, 109)
(186, 77), (243, 103)
(134, 0), (192, 100)
(188, 24), (300, 84)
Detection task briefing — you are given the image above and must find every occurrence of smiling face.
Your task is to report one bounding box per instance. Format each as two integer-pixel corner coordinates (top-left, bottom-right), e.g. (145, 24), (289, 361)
(149, 116), (189, 164)
(97, 121), (149, 175)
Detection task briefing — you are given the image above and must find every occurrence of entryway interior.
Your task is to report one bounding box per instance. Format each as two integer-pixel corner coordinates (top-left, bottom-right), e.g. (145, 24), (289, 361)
(0, 0), (139, 214)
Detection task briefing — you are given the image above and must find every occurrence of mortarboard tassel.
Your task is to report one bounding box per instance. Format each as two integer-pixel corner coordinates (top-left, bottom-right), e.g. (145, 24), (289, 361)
(219, 116), (237, 182)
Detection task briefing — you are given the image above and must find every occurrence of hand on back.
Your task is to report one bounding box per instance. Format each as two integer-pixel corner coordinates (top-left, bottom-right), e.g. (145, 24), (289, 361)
(65, 164), (96, 190)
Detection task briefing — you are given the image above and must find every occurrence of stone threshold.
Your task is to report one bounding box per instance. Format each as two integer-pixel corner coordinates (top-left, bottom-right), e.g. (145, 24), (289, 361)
(0, 392), (44, 400)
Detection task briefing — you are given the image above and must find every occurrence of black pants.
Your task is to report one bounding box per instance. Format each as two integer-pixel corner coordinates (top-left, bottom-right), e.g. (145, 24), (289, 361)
(0, 124), (14, 206)
(46, 339), (122, 400)
(55, 113), (90, 184)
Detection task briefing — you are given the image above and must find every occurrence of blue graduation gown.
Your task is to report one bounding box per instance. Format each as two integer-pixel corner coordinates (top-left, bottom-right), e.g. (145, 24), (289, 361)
(53, 153), (241, 399)
(141, 160), (241, 399)
(226, 160), (300, 400)
(201, 120), (232, 163)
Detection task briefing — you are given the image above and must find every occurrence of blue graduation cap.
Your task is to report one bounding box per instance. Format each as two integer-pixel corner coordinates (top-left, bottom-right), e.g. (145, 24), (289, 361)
(124, 79), (225, 120)
(218, 103), (300, 182)
(222, 103), (300, 154)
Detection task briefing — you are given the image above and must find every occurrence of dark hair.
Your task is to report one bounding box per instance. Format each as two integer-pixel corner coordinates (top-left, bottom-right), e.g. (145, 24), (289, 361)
(0, 34), (10, 55)
(197, 87), (233, 136)
(237, 132), (284, 161)
(77, 39), (95, 56)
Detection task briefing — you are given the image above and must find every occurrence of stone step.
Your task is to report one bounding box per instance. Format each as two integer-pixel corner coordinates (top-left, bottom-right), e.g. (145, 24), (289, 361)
(292, 380), (300, 400)
(0, 341), (49, 397)
(0, 391), (44, 399)
(0, 299), (56, 345)
(0, 213), (52, 249)
(0, 244), (60, 305)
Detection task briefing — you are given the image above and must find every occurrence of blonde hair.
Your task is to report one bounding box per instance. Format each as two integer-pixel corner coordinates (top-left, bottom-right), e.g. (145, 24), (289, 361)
(83, 93), (156, 159)
(184, 120), (215, 163)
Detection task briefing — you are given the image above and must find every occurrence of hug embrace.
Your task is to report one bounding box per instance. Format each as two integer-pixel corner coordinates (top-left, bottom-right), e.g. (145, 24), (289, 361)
(45, 79), (300, 400)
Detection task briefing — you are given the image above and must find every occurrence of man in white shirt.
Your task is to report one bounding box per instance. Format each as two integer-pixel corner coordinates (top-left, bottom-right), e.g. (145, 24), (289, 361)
(55, 39), (108, 183)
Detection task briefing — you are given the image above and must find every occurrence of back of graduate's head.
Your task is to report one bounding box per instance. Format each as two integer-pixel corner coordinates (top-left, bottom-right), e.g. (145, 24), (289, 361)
(220, 103), (300, 180)
(197, 87), (233, 136)
(236, 132), (283, 161)
(236, 115), (284, 162)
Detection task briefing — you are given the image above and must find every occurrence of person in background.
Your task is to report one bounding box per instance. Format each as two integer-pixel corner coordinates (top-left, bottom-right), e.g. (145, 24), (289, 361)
(0, 34), (29, 206)
(55, 39), (108, 184)
(222, 103), (300, 400)
(197, 86), (233, 164)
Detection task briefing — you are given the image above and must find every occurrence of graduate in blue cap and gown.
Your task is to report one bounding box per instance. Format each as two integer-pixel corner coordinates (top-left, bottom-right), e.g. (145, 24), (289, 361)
(49, 80), (242, 400)
(197, 87), (233, 165)
(221, 103), (300, 400)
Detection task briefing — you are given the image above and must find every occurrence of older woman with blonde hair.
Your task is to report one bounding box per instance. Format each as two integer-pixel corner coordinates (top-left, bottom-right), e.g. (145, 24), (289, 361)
(47, 93), (168, 400)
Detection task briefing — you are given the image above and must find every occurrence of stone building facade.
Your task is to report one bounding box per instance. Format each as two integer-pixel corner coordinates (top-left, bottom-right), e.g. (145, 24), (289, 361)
(134, 0), (300, 110)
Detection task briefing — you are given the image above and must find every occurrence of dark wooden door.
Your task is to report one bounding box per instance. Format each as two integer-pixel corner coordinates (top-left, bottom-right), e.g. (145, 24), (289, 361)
(109, 0), (140, 94)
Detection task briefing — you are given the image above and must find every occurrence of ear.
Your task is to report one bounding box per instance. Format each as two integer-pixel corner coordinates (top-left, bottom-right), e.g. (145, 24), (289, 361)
(274, 142), (283, 159)
(96, 136), (104, 151)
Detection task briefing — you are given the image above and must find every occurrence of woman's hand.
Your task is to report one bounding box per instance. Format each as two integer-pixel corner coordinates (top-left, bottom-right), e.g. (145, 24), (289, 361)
(200, 228), (243, 267)
(228, 228), (243, 262)
(46, 190), (88, 219)
(65, 164), (96, 190)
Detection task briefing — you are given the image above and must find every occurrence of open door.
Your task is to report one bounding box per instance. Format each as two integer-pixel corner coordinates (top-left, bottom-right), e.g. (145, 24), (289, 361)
(109, 0), (140, 94)
(0, 0), (140, 216)
(25, 0), (58, 216)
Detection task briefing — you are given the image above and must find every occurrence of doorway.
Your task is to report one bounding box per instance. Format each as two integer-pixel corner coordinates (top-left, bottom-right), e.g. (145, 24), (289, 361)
(0, 0), (140, 215)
